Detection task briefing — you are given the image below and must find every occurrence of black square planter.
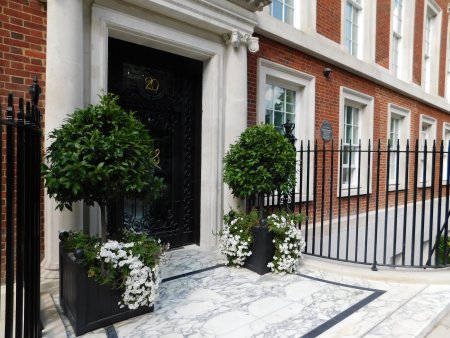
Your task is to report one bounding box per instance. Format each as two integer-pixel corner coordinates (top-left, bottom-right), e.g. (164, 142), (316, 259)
(244, 226), (275, 275)
(59, 244), (153, 336)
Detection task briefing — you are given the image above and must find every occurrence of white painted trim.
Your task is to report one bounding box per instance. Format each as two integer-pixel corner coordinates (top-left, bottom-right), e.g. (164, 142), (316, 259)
(254, 10), (450, 114)
(338, 87), (374, 196)
(90, 4), (226, 247)
(445, 14), (450, 102)
(118, 0), (257, 35)
(421, 114), (437, 126)
(419, 114), (437, 187)
(427, 0), (441, 14)
(299, 0), (317, 32)
(441, 122), (450, 183)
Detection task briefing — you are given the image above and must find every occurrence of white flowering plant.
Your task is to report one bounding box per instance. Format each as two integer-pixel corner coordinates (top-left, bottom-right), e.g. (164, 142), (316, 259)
(266, 211), (306, 274)
(61, 229), (166, 310)
(219, 209), (258, 267)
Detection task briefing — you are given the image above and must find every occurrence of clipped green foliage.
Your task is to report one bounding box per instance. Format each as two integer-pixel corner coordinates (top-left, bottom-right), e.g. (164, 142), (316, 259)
(42, 93), (164, 211)
(223, 124), (296, 198)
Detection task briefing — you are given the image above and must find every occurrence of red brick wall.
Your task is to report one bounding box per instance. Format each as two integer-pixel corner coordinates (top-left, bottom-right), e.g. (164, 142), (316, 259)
(0, 0), (46, 105)
(316, 0), (449, 95)
(248, 34), (450, 223)
(412, 0), (449, 95)
(413, 0), (425, 86)
(316, 0), (341, 43)
(0, 0), (47, 279)
(376, 0), (391, 68)
(437, 0), (448, 97)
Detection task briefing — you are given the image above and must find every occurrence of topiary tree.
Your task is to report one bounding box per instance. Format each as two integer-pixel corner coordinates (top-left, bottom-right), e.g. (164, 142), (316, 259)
(42, 93), (164, 241)
(223, 124), (296, 219)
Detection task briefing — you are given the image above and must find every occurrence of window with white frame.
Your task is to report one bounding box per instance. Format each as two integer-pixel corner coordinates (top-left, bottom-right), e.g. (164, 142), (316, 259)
(339, 88), (374, 195)
(391, 0), (403, 77)
(342, 105), (360, 187)
(265, 85), (296, 134)
(265, 0), (316, 31)
(423, 1), (442, 94)
(389, 117), (400, 181)
(442, 123), (450, 183)
(342, 0), (376, 61)
(344, 0), (361, 56)
(423, 12), (433, 92)
(258, 58), (315, 201)
(270, 0), (296, 25)
(390, 0), (415, 81)
(419, 115), (436, 186)
(387, 105), (410, 189)
(446, 22), (450, 102)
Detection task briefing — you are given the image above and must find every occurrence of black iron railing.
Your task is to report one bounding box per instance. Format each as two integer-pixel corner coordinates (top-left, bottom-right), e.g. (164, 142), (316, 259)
(1, 76), (42, 338)
(267, 135), (450, 269)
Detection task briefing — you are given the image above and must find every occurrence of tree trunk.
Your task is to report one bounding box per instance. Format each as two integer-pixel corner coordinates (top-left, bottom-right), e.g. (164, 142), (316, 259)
(100, 203), (107, 242)
(258, 193), (265, 223)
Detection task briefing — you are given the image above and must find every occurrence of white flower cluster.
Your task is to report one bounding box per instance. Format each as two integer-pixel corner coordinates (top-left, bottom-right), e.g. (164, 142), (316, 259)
(220, 218), (252, 266)
(267, 214), (306, 275)
(98, 240), (162, 310)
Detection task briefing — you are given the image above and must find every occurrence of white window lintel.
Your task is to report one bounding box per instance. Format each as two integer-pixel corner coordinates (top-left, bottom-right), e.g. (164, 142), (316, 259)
(421, 114), (437, 126)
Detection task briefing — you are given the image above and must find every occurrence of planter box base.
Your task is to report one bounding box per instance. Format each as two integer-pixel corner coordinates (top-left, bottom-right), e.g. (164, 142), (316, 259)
(60, 244), (153, 336)
(244, 226), (275, 275)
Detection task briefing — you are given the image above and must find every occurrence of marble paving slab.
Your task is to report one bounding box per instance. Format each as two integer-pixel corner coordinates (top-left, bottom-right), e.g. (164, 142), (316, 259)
(161, 245), (225, 280)
(43, 246), (450, 338)
(364, 284), (450, 338)
(114, 266), (380, 337)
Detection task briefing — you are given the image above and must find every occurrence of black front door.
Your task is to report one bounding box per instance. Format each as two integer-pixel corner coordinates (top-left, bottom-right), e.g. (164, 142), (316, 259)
(107, 38), (202, 247)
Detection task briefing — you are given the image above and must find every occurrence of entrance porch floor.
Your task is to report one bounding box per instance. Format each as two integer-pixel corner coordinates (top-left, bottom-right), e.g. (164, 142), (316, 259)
(41, 246), (450, 337)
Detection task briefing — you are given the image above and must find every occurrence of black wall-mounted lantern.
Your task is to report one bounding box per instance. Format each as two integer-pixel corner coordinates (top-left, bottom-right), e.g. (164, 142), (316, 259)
(323, 67), (332, 78)
(283, 120), (297, 148)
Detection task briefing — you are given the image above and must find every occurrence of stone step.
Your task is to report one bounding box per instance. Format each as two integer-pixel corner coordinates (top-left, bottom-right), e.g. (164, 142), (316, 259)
(363, 284), (450, 338)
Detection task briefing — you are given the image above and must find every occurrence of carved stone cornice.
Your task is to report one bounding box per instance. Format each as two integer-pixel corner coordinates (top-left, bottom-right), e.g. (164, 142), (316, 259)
(227, 0), (272, 12)
(222, 30), (259, 53)
(119, 0), (258, 35)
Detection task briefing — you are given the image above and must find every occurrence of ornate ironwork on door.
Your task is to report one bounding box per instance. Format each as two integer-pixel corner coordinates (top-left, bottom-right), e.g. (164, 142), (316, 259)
(108, 38), (202, 247)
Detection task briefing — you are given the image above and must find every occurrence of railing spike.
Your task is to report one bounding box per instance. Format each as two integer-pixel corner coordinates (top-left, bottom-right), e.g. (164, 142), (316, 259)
(29, 75), (41, 107)
(7, 93), (14, 119)
(25, 101), (31, 124)
(18, 97), (24, 122)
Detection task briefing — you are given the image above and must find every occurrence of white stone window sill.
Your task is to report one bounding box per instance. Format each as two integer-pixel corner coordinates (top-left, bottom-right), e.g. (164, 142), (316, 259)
(337, 188), (370, 197)
(388, 183), (406, 191)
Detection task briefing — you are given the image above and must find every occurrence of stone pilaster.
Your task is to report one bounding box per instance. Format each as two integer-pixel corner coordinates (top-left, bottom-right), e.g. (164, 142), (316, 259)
(42, 0), (84, 276)
(222, 30), (259, 212)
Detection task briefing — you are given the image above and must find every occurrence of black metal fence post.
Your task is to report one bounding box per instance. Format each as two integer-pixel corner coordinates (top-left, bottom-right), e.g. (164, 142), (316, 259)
(5, 93), (16, 338)
(1, 76), (42, 338)
(283, 120), (297, 214)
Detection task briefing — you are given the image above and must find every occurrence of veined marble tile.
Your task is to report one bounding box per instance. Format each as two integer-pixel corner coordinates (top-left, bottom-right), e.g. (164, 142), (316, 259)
(45, 245), (450, 338)
(116, 266), (374, 338)
(161, 245), (225, 280)
(364, 284), (450, 338)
